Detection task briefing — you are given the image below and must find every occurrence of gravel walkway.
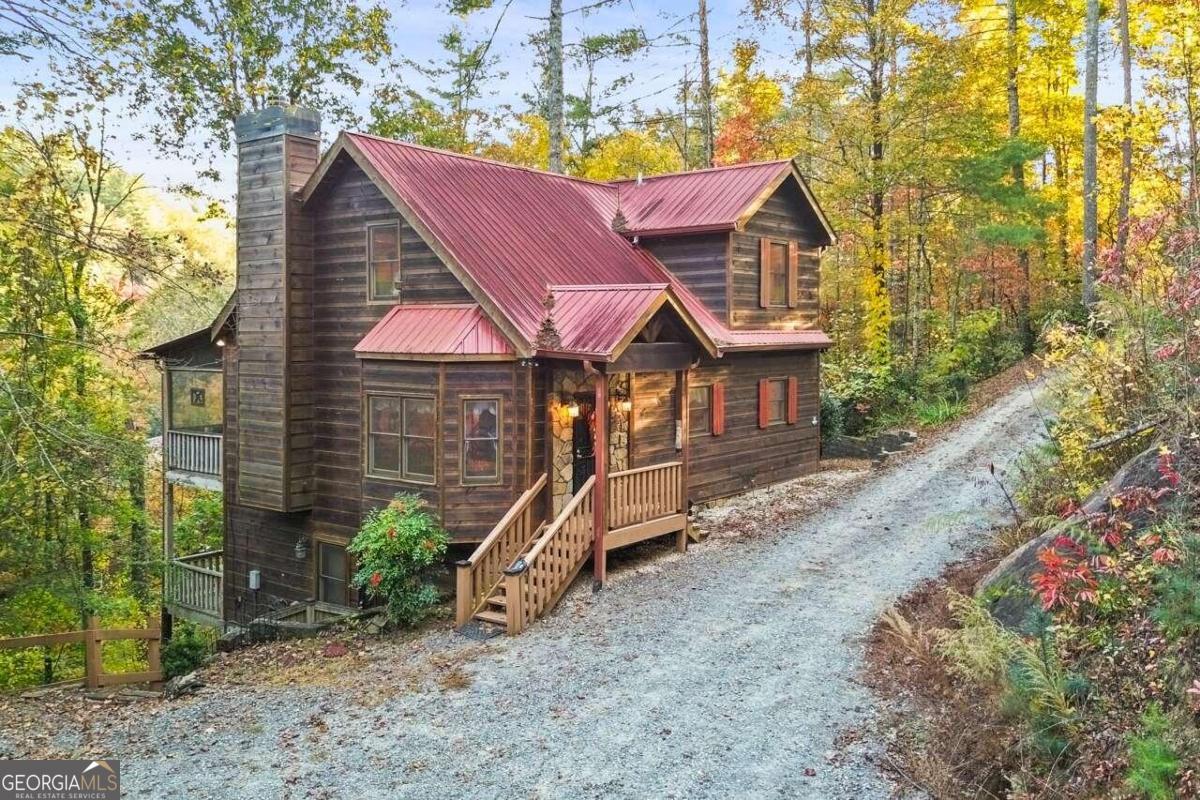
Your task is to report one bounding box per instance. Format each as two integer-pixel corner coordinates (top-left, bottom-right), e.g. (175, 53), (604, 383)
(84, 380), (1043, 799)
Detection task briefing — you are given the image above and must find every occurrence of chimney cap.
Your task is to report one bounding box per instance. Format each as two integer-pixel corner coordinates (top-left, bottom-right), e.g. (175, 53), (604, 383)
(234, 104), (321, 145)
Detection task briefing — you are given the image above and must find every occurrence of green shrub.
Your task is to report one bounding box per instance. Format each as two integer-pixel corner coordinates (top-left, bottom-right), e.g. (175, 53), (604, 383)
(174, 490), (223, 555)
(1127, 705), (1179, 800)
(162, 621), (212, 679)
(347, 494), (448, 626)
(1152, 537), (1200, 641)
(819, 390), (845, 441)
(934, 309), (1023, 381)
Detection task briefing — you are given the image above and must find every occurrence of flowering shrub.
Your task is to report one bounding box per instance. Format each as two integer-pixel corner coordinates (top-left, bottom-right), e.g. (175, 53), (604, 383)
(347, 494), (448, 626)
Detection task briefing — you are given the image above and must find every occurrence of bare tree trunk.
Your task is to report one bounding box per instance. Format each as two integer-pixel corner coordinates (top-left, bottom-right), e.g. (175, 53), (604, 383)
(128, 467), (149, 606)
(1007, 0), (1033, 352)
(547, 0), (564, 173)
(1081, 0), (1100, 308)
(697, 0), (714, 167)
(1116, 0), (1132, 272)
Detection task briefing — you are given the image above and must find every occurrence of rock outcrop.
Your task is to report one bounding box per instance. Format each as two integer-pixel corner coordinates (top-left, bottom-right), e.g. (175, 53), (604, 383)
(977, 441), (1187, 628)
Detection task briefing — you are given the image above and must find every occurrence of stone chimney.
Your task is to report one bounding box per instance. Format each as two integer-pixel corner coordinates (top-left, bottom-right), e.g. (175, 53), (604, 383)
(233, 105), (320, 512)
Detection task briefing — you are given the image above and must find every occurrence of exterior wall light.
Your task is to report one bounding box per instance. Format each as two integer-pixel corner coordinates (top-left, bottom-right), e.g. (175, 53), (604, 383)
(566, 401), (581, 418)
(619, 399), (632, 413)
(215, 337), (226, 347)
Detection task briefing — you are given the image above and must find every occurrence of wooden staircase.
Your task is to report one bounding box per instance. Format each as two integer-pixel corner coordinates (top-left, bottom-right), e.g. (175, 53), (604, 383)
(456, 460), (686, 635)
(469, 523), (544, 627)
(456, 474), (596, 634)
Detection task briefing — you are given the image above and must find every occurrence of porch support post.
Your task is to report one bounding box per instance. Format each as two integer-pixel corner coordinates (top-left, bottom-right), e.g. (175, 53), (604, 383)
(161, 366), (175, 562)
(592, 369), (608, 583)
(676, 368), (690, 553)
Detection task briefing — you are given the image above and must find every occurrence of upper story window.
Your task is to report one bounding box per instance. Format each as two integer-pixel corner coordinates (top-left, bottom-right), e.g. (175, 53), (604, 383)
(760, 239), (790, 308)
(462, 397), (502, 485)
(368, 222), (401, 301)
(366, 393), (436, 483)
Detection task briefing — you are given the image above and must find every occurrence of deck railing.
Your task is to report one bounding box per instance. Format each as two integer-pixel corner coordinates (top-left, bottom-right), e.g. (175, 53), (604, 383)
(607, 461), (683, 529)
(504, 475), (595, 635)
(165, 549), (223, 623)
(455, 474), (547, 626)
(166, 430), (223, 477)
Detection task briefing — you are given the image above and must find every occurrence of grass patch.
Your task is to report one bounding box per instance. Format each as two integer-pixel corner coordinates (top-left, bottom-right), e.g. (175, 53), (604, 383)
(914, 397), (967, 427)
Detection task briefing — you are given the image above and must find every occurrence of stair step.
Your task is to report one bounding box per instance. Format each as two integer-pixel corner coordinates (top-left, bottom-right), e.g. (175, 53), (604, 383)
(474, 609), (507, 626)
(486, 594), (507, 608)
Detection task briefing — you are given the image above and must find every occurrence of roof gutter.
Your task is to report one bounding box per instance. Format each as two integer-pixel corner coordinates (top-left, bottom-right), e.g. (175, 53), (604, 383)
(619, 222), (737, 239)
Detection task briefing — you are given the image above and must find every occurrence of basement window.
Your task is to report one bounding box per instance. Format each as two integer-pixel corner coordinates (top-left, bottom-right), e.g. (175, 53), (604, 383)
(368, 222), (401, 301)
(317, 541), (349, 605)
(366, 393), (436, 483)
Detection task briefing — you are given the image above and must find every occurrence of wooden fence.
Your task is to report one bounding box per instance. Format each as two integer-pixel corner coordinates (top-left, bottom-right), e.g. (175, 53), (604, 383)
(0, 617), (162, 690)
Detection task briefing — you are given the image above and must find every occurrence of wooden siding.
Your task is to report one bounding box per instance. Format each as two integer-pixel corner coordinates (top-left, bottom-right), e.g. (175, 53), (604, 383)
(222, 336), (314, 624)
(641, 233), (729, 320)
(308, 162), (524, 545)
(729, 179), (823, 330)
(234, 130), (320, 512)
(685, 351), (821, 502)
(630, 371), (679, 468)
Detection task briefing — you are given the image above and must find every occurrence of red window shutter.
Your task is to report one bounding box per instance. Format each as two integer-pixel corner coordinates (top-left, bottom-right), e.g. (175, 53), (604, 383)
(787, 240), (800, 308)
(711, 382), (726, 436)
(758, 378), (770, 429)
(786, 376), (799, 424)
(759, 238), (771, 308)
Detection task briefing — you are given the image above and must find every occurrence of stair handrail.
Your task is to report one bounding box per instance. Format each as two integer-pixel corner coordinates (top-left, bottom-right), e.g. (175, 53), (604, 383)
(504, 475), (595, 634)
(455, 473), (548, 626)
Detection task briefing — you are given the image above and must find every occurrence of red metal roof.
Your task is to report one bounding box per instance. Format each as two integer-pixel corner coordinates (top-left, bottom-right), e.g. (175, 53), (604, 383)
(354, 304), (514, 358)
(544, 284), (668, 358)
(611, 161), (791, 237)
(320, 134), (831, 358)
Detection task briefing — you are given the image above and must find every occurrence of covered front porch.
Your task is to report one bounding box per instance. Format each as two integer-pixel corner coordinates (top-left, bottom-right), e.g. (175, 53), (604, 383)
(457, 339), (699, 634)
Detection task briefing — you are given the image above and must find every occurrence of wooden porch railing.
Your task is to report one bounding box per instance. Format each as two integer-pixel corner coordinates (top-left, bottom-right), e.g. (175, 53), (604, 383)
(455, 474), (548, 626)
(165, 549), (223, 623)
(605, 461), (687, 552)
(166, 430), (223, 476)
(607, 461), (683, 529)
(504, 475), (595, 635)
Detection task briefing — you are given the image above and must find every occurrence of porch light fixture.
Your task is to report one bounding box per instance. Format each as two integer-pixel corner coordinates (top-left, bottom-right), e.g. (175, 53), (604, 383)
(215, 337), (226, 347)
(619, 399), (632, 413)
(294, 536), (308, 561)
(566, 400), (581, 418)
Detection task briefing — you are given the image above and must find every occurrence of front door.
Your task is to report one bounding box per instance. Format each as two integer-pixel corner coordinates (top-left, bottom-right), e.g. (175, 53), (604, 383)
(571, 396), (596, 492)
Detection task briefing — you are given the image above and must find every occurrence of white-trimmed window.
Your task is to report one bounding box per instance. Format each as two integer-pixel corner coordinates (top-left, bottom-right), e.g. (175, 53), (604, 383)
(368, 222), (401, 301)
(461, 397), (501, 485)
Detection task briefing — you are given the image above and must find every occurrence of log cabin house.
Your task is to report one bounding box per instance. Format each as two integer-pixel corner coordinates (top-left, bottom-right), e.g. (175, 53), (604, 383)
(144, 104), (836, 635)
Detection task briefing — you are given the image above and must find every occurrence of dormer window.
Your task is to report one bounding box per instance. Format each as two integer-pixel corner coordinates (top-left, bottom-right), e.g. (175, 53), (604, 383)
(368, 222), (401, 301)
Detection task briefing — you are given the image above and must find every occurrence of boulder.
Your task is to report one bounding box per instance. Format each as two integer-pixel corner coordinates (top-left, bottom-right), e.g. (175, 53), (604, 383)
(164, 671), (204, 698)
(977, 441), (1187, 628)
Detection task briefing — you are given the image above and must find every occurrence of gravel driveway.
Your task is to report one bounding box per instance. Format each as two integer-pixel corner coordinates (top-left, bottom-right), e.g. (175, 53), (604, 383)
(86, 380), (1043, 799)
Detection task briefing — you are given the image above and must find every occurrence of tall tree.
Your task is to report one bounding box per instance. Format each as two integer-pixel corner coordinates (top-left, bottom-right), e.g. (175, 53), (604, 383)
(107, 0), (392, 177)
(547, 0), (565, 172)
(697, 0), (715, 167)
(1006, 0), (1033, 351)
(1081, 0), (1100, 308)
(1115, 0), (1133, 270)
